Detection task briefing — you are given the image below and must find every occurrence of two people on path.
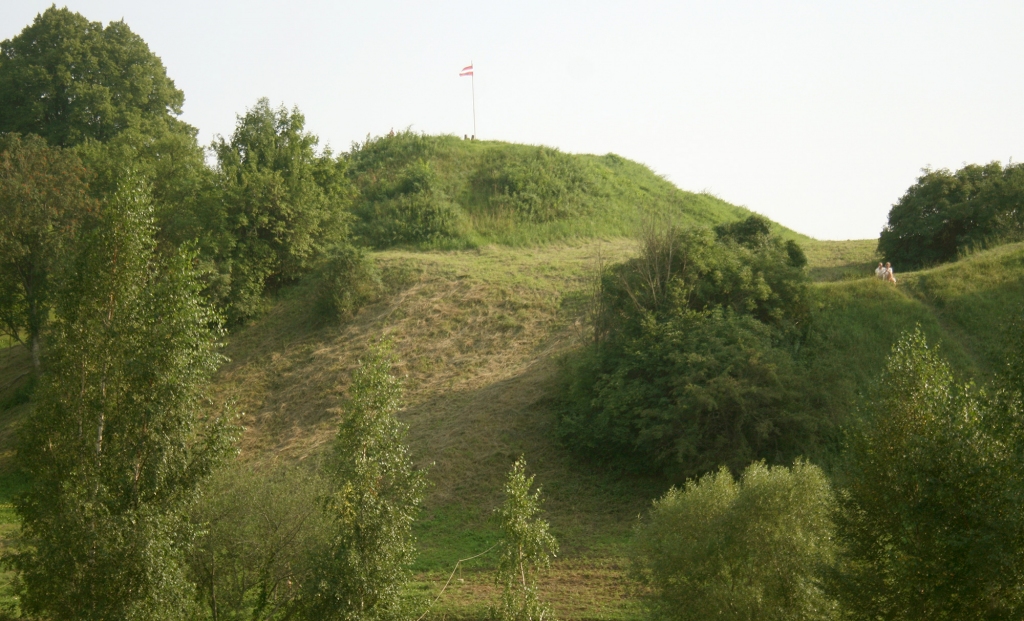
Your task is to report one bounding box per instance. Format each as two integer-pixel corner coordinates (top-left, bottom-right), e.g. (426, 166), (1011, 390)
(875, 262), (897, 284)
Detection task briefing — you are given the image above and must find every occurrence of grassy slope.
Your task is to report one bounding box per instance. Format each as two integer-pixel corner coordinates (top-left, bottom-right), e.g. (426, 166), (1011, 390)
(0, 136), (1021, 618)
(210, 238), (1024, 620)
(1, 236), (1021, 619)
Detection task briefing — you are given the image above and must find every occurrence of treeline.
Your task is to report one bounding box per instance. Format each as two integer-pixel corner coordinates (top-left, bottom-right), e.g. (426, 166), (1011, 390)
(879, 161), (1024, 269)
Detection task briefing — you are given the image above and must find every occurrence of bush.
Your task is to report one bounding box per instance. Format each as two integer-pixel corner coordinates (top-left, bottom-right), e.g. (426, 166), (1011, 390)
(314, 244), (382, 321)
(631, 460), (838, 621)
(354, 188), (461, 248)
(472, 146), (600, 223)
(350, 134), (463, 248)
(189, 463), (329, 621)
(557, 219), (815, 480)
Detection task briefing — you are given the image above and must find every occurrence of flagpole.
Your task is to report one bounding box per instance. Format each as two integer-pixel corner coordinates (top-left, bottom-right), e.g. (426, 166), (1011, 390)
(471, 61), (477, 138)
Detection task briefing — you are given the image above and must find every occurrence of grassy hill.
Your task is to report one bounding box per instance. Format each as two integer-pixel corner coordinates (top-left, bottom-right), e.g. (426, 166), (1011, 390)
(1, 138), (1023, 619)
(198, 237), (1024, 619)
(347, 132), (806, 249)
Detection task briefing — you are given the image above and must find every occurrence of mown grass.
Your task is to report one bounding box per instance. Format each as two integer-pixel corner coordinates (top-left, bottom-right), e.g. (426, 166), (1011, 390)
(801, 238), (880, 282)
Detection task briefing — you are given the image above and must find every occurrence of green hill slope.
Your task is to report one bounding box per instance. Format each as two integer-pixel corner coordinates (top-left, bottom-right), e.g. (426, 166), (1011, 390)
(348, 132), (799, 248)
(2, 161), (1022, 618)
(201, 238), (1024, 619)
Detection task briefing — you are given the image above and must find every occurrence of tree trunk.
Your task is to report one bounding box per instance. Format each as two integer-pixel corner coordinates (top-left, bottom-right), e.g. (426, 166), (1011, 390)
(30, 330), (41, 375)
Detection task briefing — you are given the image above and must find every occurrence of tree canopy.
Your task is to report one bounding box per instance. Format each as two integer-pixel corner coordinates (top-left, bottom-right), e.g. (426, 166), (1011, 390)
(833, 329), (1024, 620)
(878, 162), (1024, 269)
(11, 175), (235, 620)
(0, 6), (189, 147)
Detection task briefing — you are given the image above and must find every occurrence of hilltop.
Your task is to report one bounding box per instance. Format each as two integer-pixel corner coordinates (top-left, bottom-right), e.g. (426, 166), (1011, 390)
(346, 132), (806, 249)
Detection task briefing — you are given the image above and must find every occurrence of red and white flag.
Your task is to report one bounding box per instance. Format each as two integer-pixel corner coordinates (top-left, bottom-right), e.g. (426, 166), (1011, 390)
(459, 64), (474, 77)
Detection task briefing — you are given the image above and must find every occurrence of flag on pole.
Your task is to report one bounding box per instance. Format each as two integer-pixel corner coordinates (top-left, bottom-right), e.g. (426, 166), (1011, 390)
(459, 64), (474, 77)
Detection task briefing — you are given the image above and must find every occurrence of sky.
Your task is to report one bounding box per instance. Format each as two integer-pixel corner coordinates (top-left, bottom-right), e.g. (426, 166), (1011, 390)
(3, 1), (1023, 240)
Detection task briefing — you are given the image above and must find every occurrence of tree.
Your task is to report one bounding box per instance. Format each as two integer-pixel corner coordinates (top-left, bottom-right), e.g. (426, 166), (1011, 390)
(493, 457), (558, 621)
(631, 460), (838, 621)
(832, 329), (1024, 620)
(10, 174), (236, 621)
(0, 133), (95, 373)
(213, 98), (351, 322)
(0, 6), (188, 148)
(300, 340), (426, 621)
(189, 463), (329, 621)
(878, 162), (1024, 269)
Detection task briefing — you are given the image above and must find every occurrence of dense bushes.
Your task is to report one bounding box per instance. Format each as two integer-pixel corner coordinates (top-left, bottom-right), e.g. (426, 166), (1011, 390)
(878, 162), (1024, 269)
(557, 217), (815, 480)
(631, 460), (837, 621)
(314, 244), (383, 321)
(631, 325), (1024, 621)
(349, 132), (462, 247)
(472, 146), (600, 223)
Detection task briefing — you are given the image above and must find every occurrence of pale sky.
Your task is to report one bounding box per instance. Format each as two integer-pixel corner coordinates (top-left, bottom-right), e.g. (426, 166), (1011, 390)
(4, 1), (1023, 240)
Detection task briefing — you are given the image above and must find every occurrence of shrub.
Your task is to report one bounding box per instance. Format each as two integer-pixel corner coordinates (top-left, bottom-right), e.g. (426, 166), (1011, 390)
(354, 188), (461, 248)
(631, 460), (838, 621)
(557, 219), (815, 480)
(472, 146), (599, 223)
(314, 244), (382, 321)
(189, 463), (329, 621)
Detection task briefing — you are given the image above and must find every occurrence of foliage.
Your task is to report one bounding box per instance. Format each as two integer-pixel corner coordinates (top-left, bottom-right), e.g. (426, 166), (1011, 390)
(557, 220), (815, 481)
(314, 243), (383, 321)
(832, 328), (1024, 620)
(350, 133), (462, 247)
(9, 175), (236, 620)
(631, 460), (838, 621)
(878, 162), (1024, 269)
(0, 6), (189, 148)
(300, 340), (426, 621)
(472, 146), (599, 223)
(0, 133), (96, 372)
(492, 457), (559, 621)
(212, 98), (353, 322)
(189, 462), (329, 621)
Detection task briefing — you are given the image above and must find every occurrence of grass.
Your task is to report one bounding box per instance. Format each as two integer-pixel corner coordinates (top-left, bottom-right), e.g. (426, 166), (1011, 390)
(800, 238), (880, 282)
